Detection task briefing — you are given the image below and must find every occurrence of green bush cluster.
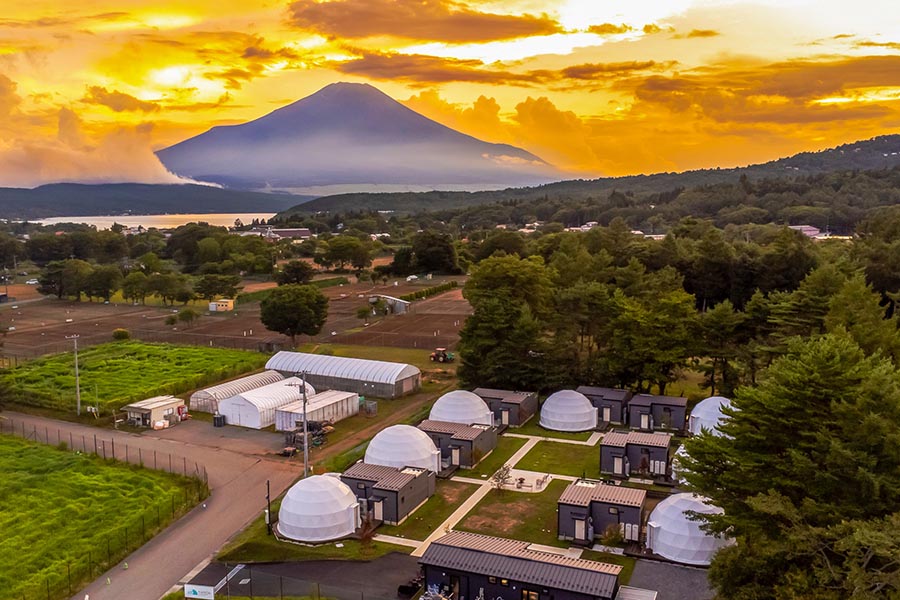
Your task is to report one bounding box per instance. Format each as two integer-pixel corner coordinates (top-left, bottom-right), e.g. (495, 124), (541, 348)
(236, 276), (349, 304)
(398, 280), (458, 302)
(111, 328), (130, 340)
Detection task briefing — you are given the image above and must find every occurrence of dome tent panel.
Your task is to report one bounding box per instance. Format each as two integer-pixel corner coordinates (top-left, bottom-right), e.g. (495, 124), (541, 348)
(365, 424), (441, 472)
(277, 475), (360, 542)
(647, 493), (733, 566)
(429, 390), (494, 426)
(688, 396), (733, 436)
(540, 390), (598, 432)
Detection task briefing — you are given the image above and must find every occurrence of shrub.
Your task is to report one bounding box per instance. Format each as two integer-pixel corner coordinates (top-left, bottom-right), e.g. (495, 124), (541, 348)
(112, 328), (130, 340)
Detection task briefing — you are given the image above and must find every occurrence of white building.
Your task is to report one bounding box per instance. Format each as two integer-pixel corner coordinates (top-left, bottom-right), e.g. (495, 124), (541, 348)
(365, 425), (441, 472)
(276, 475), (360, 543)
(429, 390), (494, 426)
(540, 390), (598, 432)
(646, 493), (733, 566)
(217, 377), (315, 429)
(189, 371), (285, 413)
(275, 390), (360, 431)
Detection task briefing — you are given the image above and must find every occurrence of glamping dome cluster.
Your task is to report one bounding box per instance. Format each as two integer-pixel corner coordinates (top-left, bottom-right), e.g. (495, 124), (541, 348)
(647, 493), (733, 566)
(429, 390), (493, 425)
(277, 475), (360, 542)
(540, 390), (598, 432)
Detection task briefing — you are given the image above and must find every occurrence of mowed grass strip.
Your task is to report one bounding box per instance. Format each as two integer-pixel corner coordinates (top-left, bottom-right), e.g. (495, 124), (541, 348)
(580, 550), (637, 584)
(0, 341), (268, 412)
(0, 435), (198, 600)
(513, 416), (593, 441)
(464, 436), (529, 479)
(515, 440), (601, 479)
(456, 479), (570, 548)
(380, 480), (479, 541)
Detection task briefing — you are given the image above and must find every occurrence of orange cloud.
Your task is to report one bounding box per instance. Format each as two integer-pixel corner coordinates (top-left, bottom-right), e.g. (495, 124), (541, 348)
(335, 51), (551, 85)
(588, 23), (632, 35)
(562, 60), (675, 80)
(288, 0), (561, 42)
(83, 86), (159, 112)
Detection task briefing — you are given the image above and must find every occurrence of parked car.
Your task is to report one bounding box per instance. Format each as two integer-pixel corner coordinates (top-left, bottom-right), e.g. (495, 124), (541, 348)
(25, 279), (39, 285)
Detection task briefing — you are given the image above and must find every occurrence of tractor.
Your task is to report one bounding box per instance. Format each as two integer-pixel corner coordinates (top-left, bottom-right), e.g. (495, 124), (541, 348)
(429, 347), (455, 363)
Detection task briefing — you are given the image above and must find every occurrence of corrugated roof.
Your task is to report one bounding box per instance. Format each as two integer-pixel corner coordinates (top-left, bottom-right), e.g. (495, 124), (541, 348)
(472, 388), (534, 405)
(576, 386), (633, 402)
(602, 430), (672, 449)
(629, 394), (687, 408)
(277, 389), (359, 414)
(421, 531), (620, 597)
(342, 462), (416, 492)
(124, 395), (182, 411)
(559, 480), (647, 508)
(418, 419), (491, 441)
(266, 351), (420, 385)
(190, 371), (285, 403)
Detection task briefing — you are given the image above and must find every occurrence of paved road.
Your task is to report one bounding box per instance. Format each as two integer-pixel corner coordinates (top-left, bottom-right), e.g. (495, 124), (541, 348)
(4, 412), (301, 600)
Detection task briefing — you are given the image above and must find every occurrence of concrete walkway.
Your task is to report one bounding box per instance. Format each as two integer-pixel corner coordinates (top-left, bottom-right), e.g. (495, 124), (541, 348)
(372, 533), (423, 548)
(505, 431), (603, 447)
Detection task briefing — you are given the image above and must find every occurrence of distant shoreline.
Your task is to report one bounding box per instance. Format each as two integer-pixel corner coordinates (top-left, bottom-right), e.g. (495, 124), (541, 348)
(31, 213), (276, 230)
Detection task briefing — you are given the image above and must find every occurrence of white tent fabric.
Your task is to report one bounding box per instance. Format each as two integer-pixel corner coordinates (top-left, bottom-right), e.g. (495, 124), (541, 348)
(266, 351), (420, 385)
(365, 424), (441, 472)
(429, 390), (494, 426)
(647, 493), (733, 566)
(671, 445), (691, 485)
(276, 475), (360, 542)
(689, 396), (733, 436)
(189, 371), (285, 413)
(540, 390), (598, 432)
(217, 377), (315, 429)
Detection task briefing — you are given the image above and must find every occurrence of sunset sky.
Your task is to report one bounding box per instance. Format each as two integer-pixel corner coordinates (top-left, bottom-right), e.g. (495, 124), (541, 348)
(1, 0), (899, 187)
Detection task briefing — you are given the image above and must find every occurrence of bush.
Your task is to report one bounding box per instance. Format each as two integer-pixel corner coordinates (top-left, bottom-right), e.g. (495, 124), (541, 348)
(398, 280), (459, 302)
(112, 328), (130, 340)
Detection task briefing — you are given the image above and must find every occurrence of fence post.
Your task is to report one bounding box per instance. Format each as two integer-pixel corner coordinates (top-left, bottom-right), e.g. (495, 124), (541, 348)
(102, 440), (107, 460)
(184, 456), (187, 475)
(111, 438), (115, 460)
(67, 562), (71, 595)
(94, 434), (97, 455)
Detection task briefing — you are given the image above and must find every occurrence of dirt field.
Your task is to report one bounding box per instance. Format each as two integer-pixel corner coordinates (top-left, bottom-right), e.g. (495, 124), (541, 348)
(0, 276), (470, 359)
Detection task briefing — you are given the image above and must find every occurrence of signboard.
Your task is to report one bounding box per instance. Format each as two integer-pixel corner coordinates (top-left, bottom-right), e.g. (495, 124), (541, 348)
(184, 584), (215, 599)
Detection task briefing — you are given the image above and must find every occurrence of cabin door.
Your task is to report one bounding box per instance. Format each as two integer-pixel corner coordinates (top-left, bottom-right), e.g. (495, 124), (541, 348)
(613, 456), (624, 475)
(602, 406), (611, 422)
(574, 518), (587, 541)
(451, 447), (461, 466)
(501, 409), (510, 426)
(640, 413), (651, 430)
(373, 500), (383, 521)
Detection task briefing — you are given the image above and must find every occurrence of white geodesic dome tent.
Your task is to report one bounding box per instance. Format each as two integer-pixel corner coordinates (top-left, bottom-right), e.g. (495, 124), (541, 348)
(671, 445), (691, 485)
(689, 396), (733, 436)
(276, 475), (360, 542)
(540, 390), (598, 432)
(429, 390), (494, 426)
(217, 377), (315, 429)
(365, 424), (441, 472)
(647, 493), (733, 566)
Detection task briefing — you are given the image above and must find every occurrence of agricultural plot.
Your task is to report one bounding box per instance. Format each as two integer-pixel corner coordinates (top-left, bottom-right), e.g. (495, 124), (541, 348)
(0, 341), (267, 413)
(0, 435), (199, 600)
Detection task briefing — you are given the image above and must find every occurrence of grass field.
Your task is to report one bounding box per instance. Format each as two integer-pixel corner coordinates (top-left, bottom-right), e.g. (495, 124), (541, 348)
(0, 435), (199, 600)
(0, 341), (268, 413)
(218, 498), (412, 563)
(456, 479), (569, 548)
(465, 435), (529, 479)
(514, 417), (594, 441)
(515, 440), (601, 479)
(580, 550), (637, 585)
(380, 480), (479, 541)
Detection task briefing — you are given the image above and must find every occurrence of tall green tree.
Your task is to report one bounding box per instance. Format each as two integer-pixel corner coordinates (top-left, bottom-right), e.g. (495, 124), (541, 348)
(194, 274), (242, 301)
(260, 284), (328, 345)
(86, 265), (123, 302)
(275, 260), (316, 285)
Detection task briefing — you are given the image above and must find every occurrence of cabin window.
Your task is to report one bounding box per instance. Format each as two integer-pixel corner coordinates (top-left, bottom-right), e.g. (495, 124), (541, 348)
(488, 577), (497, 584)
(357, 483), (365, 489)
(521, 591), (539, 600)
(608, 507), (619, 515)
(501, 579), (509, 586)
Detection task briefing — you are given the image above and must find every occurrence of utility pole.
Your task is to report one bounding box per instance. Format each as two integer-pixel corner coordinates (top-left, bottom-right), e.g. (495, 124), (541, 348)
(287, 371), (310, 478)
(265, 479), (272, 535)
(66, 334), (81, 416)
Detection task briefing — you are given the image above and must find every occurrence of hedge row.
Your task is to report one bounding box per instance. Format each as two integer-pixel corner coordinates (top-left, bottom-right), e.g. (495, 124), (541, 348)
(236, 277), (349, 304)
(398, 280), (459, 302)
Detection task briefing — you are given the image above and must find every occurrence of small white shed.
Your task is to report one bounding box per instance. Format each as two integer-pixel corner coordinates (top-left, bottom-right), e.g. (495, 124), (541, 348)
(217, 376), (315, 429)
(275, 390), (360, 431)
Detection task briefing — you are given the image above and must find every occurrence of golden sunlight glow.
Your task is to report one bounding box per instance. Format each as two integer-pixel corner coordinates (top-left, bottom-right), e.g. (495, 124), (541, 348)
(813, 88), (900, 105)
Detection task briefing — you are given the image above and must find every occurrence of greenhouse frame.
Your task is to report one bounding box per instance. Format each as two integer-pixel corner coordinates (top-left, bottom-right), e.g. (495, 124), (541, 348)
(189, 370), (285, 413)
(217, 376), (314, 429)
(265, 351), (421, 398)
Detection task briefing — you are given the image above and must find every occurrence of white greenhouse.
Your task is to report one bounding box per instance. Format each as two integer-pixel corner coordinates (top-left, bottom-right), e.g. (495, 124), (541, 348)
(265, 351), (421, 398)
(539, 390), (598, 432)
(646, 493), (733, 566)
(276, 475), (360, 543)
(275, 390), (360, 432)
(365, 425), (441, 472)
(189, 371), (285, 413)
(429, 390), (494, 426)
(217, 377), (315, 429)
(689, 396), (733, 436)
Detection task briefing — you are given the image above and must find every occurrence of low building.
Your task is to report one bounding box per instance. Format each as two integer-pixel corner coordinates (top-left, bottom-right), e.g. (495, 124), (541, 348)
(274, 389), (360, 431)
(340, 461), (435, 525)
(122, 395), (185, 428)
(189, 370), (285, 413)
(420, 531), (622, 600)
(627, 394), (687, 432)
(417, 420), (498, 469)
(600, 431), (672, 479)
(558, 479), (647, 544)
(472, 387), (538, 427)
(217, 377), (314, 429)
(576, 386), (633, 425)
(241, 226), (312, 241)
(207, 298), (234, 312)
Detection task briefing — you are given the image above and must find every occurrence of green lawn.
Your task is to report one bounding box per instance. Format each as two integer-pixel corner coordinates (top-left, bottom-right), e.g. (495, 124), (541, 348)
(0, 341), (268, 413)
(0, 435), (200, 600)
(515, 440), (601, 479)
(465, 435), (529, 479)
(218, 499), (411, 563)
(380, 480), (479, 541)
(580, 551), (637, 585)
(514, 417), (594, 441)
(456, 479), (570, 548)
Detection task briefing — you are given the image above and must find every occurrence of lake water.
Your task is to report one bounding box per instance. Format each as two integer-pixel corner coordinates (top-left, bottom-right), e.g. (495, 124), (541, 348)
(35, 213), (276, 230)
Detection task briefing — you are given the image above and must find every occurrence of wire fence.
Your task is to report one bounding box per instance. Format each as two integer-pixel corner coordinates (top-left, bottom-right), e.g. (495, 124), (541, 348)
(211, 563), (403, 600)
(0, 417), (210, 600)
